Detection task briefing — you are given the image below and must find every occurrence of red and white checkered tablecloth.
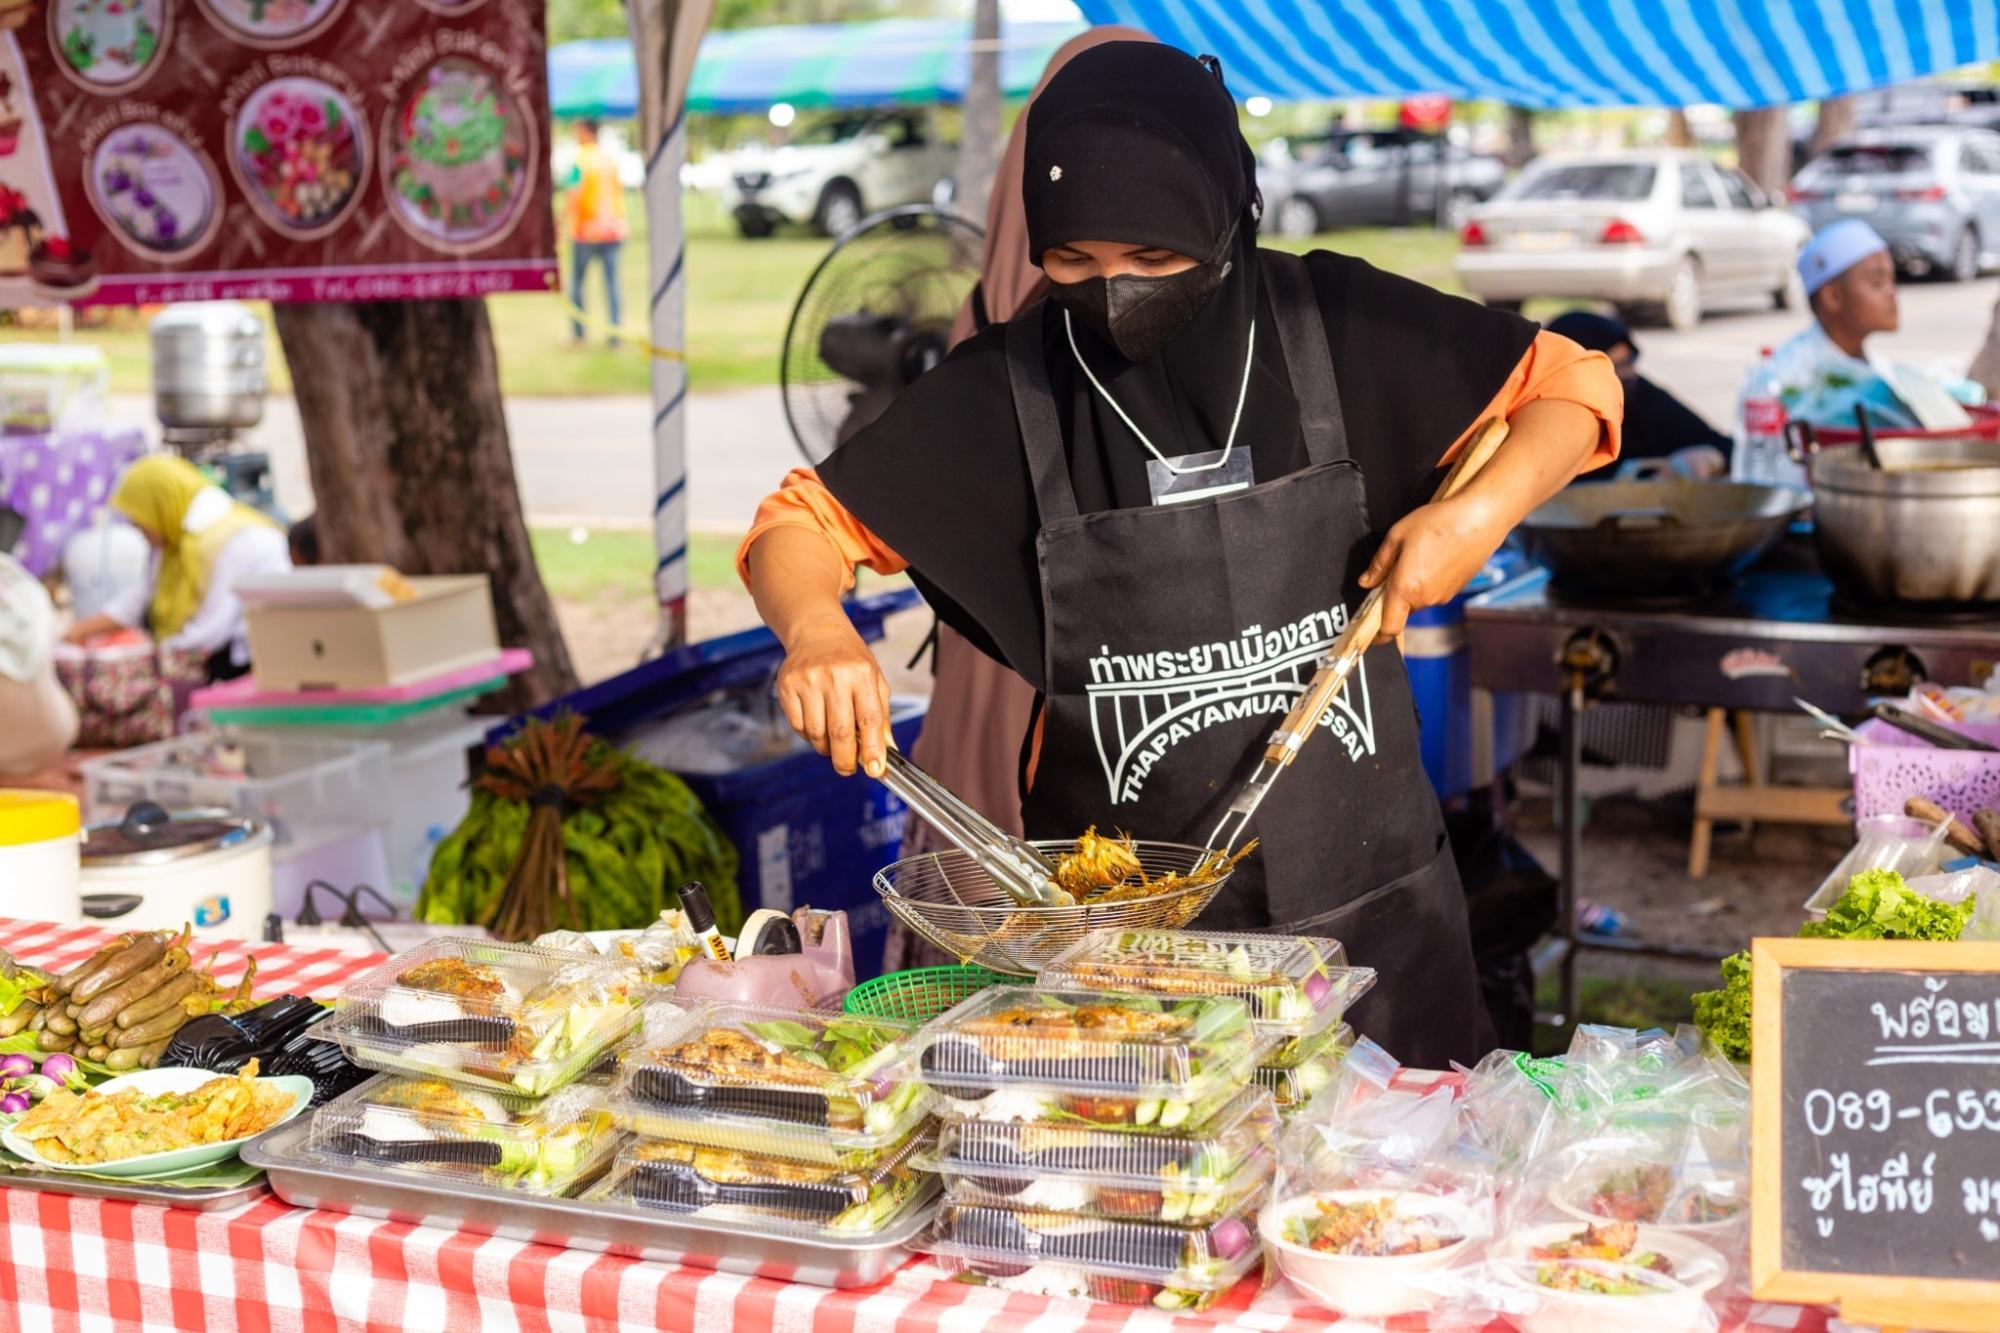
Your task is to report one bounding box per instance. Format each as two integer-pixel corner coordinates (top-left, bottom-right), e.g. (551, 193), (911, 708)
(0, 920), (1836, 1333)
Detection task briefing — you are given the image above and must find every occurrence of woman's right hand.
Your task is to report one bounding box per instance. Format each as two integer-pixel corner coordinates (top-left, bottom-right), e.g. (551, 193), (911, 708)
(776, 615), (893, 778)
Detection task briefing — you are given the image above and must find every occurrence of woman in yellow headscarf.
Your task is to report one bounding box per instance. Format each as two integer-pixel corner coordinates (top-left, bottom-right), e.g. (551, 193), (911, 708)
(63, 455), (291, 680)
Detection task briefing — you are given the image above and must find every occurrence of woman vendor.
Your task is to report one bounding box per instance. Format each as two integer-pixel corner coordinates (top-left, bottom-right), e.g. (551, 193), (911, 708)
(740, 44), (1622, 1067)
(63, 455), (291, 682)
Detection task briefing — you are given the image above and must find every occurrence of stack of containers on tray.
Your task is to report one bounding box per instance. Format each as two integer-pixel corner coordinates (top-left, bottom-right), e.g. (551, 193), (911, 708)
(906, 980), (1284, 1312)
(305, 939), (652, 1197)
(590, 1002), (939, 1237)
(1041, 930), (1375, 1123)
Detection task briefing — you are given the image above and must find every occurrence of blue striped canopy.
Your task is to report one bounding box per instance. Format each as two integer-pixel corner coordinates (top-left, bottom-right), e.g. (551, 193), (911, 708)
(1074, 0), (2000, 109)
(549, 20), (1089, 119)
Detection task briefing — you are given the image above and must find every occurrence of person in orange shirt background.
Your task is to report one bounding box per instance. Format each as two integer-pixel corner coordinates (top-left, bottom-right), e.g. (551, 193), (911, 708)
(562, 118), (629, 347)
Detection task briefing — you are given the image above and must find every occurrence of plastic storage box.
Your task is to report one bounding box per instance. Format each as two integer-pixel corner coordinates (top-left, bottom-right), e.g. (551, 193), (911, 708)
(315, 939), (655, 1096)
(1038, 929), (1374, 1064)
(308, 1073), (622, 1196)
(920, 1192), (1264, 1310)
(1406, 553), (1533, 800)
(611, 1005), (931, 1156)
(925, 1084), (1278, 1223)
(243, 574), (499, 691)
(79, 729), (393, 921)
(1256, 1023), (1355, 1116)
(913, 988), (1273, 1129)
(595, 1120), (934, 1230)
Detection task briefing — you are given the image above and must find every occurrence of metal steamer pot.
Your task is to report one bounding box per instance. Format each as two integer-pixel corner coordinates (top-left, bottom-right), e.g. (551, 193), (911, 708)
(1517, 478), (1811, 597)
(1792, 425), (2000, 606)
(149, 302), (267, 436)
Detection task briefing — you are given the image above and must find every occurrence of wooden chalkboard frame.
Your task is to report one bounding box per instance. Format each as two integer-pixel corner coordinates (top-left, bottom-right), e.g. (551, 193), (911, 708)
(1751, 937), (2000, 1333)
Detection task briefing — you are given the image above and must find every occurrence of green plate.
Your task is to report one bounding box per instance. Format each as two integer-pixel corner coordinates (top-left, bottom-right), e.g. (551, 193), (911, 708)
(1, 1067), (313, 1179)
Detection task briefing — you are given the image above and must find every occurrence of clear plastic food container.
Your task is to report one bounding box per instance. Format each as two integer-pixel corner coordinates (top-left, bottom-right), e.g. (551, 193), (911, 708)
(1257, 1023), (1355, 1114)
(593, 1120), (934, 1232)
(912, 988), (1271, 1129)
(307, 1073), (621, 1196)
(314, 938), (655, 1096)
(1041, 929), (1373, 1044)
(924, 1085), (1277, 1223)
(610, 1004), (931, 1152)
(919, 1194), (1263, 1311)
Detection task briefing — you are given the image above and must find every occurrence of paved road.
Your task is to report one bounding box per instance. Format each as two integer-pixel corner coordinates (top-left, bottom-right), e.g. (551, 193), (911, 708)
(111, 273), (1997, 531)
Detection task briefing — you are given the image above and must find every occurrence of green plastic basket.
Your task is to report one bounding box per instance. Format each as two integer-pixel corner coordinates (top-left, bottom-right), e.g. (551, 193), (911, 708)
(843, 965), (1006, 1023)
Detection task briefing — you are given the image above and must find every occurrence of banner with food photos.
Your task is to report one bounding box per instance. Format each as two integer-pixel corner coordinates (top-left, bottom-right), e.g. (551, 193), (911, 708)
(0, 0), (556, 306)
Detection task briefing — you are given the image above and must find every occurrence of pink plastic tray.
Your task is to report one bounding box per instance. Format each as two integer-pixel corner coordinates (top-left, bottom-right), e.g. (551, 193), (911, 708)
(1850, 716), (2000, 824)
(190, 648), (533, 711)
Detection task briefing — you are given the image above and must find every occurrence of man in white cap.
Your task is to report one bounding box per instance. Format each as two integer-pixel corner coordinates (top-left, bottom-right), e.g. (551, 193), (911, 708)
(1764, 219), (1917, 430)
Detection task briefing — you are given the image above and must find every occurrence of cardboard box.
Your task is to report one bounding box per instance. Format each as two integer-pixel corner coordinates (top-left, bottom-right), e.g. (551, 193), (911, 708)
(246, 575), (500, 691)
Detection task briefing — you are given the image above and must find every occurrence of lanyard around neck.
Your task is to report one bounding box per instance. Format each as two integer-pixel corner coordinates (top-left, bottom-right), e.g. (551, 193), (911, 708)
(1063, 309), (1257, 476)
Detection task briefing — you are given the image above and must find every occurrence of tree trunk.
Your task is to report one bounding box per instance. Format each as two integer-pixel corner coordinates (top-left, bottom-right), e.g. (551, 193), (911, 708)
(1810, 95), (1855, 158)
(1665, 109), (1694, 148)
(1970, 293), (2000, 399)
(956, 0), (1003, 228)
(1732, 106), (1792, 196)
(1502, 106), (1536, 170)
(271, 300), (578, 708)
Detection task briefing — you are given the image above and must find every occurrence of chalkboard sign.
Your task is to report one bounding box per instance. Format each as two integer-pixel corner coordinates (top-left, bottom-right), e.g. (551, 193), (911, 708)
(1752, 939), (2000, 1332)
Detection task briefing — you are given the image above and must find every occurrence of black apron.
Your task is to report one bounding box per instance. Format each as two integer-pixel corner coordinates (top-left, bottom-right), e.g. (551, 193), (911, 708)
(1006, 251), (1493, 1070)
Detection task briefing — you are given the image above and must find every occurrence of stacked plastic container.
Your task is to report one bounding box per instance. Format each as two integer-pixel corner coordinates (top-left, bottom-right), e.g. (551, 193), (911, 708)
(1044, 930), (1374, 1124)
(907, 984), (1283, 1311)
(592, 1002), (939, 1236)
(307, 938), (653, 1196)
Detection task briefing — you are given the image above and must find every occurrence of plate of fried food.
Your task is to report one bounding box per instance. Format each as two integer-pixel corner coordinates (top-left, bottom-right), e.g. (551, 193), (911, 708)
(1, 1060), (313, 1179)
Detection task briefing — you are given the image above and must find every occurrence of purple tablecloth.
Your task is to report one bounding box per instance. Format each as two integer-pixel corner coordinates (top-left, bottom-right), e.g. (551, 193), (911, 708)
(0, 427), (146, 575)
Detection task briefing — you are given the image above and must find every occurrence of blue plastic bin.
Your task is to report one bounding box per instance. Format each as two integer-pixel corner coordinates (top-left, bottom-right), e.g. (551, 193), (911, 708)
(515, 590), (927, 978)
(1404, 555), (1530, 800)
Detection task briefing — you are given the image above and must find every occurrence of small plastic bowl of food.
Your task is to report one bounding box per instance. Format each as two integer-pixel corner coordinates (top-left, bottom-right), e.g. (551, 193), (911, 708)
(1492, 1221), (1727, 1333)
(1259, 1188), (1480, 1317)
(1548, 1164), (1747, 1239)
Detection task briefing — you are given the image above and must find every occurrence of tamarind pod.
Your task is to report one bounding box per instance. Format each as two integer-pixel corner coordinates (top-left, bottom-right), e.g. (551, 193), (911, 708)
(72, 934), (167, 1003)
(0, 1001), (41, 1038)
(78, 948), (189, 1031)
(117, 972), (206, 1029)
(78, 1024), (111, 1046)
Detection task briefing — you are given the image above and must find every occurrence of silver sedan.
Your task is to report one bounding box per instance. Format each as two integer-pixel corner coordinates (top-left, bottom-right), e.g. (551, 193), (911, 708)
(1453, 150), (1811, 329)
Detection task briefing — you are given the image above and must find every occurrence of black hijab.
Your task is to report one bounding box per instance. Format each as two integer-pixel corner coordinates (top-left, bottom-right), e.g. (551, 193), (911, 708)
(815, 43), (1536, 691)
(1545, 310), (1727, 463)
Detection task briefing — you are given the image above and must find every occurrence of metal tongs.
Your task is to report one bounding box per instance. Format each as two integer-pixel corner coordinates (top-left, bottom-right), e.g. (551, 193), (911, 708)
(879, 748), (1073, 906)
(1206, 418), (1512, 855)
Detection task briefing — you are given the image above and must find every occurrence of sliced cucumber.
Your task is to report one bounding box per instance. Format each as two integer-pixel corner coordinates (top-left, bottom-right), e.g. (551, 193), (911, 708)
(1133, 1098), (1162, 1127)
(1158, 1190), (1190, 1223)
(1158, 1100), (1192, 1129)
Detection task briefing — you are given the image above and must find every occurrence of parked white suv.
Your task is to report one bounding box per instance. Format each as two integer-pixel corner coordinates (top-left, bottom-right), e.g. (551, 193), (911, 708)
(725, 111), (957, 238)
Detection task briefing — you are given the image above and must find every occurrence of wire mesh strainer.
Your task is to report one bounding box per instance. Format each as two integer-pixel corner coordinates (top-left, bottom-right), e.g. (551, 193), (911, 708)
(873, 841), (1233, 975)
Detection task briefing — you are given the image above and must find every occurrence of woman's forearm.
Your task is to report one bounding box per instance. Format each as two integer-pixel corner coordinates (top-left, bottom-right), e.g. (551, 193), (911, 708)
(1454, 398), (1602, 532)
(746, 527), (857, 651)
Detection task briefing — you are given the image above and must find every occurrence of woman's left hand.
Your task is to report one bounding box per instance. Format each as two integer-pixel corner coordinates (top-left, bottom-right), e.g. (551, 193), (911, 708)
(1358, 493), (1511, 640)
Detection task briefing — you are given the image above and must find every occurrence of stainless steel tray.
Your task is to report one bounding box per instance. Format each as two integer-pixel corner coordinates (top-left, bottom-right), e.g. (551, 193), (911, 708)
(244, 1122), (933, 1289)
(0, 1166), (268, 1212)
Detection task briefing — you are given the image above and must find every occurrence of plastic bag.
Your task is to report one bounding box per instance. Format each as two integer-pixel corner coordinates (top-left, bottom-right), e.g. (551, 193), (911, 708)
(1259, 1038), (1496, 1320)
(1466, 1026), (1747, 1333)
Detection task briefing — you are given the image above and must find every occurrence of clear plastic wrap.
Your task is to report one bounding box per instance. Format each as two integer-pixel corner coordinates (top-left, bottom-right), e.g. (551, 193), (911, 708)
(911, 987), (1272, 1129)
(307, 1073), (621, 1196)
(923, 1085), (1277, 1223)
(1256, 1023), (1354, 1115)
(1037, 930), (1374, 1049)
(920, 1193), (1263, 1310)
(315, 939), (656, 1096)
(1261, 1038), (1495, 1318)
(610, 1003), (931, 1156)
(593, 1120), (934, 1232)
(1482, 1220), (1728, 1333)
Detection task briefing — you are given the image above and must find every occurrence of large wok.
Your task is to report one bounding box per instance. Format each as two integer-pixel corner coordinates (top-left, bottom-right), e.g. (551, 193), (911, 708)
(1519, 479), (1811, 597)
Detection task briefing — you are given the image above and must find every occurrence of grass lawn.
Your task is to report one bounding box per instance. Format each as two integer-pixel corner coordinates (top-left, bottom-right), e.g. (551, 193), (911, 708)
(1533, 970), (1704, 1057)
(0, 193), (1470, 398)
(530, 525), (741, 600)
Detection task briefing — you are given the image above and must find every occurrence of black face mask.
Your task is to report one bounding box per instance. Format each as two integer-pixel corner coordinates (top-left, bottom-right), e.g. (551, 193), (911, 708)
(1048, 236), (1234, 362)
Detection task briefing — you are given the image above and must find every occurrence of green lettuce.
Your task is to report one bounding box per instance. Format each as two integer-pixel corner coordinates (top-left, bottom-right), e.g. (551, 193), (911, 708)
(1693, 870), (1973, 1062)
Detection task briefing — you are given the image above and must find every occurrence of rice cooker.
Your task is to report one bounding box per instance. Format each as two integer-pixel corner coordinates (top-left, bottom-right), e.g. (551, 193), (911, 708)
(79, 803), (274, 941)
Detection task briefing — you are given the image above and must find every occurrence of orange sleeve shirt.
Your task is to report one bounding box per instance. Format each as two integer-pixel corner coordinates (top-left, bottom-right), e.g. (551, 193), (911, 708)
(736, 329), (1622, 590)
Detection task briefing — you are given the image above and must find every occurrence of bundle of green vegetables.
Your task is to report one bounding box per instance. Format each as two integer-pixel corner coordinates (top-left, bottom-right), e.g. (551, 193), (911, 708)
(1692, 869), (1974, 1062)
(417, 719), (742, 937)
